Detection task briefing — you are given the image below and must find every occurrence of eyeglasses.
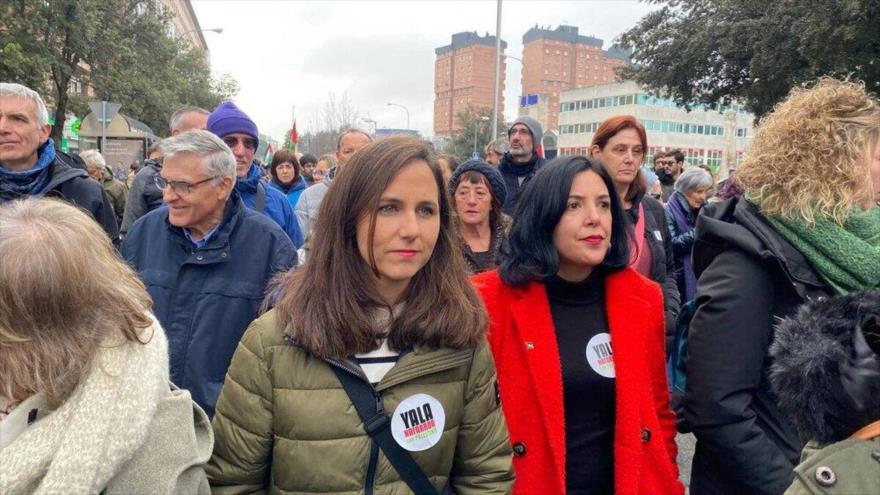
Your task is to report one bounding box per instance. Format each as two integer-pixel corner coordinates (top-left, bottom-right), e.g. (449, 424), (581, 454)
(655, 160), (676, 166)
(154, 174), (219, 194)
(222, 136), (257, 151)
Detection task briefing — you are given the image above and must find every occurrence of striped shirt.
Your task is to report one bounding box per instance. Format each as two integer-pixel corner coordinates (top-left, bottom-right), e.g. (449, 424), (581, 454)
(355, 339), (400, 385)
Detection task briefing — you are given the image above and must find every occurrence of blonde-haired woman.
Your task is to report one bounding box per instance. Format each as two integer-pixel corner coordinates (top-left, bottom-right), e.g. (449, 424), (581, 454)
(684, 78), (880, 495)
(0, 198), (212, 494)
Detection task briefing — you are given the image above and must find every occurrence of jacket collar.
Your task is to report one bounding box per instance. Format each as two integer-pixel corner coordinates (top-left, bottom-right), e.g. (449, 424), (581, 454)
(166, 189), (246, 262)
(696, 197), (825, 296)
(235, 162), (262, 194)
(326, 346), (474, 392)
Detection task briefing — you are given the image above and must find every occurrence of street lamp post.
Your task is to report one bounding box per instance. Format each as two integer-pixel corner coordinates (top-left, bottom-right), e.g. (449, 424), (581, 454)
(474, 116), (490, 157)
(179, 28), (224, 37)
(490, 0), (503, 143)
(386, 102), (410, 130)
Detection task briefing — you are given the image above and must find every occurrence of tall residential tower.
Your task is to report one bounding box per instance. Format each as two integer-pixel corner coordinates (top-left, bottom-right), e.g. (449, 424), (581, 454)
(520, 25), (629, 132)
(433, 32), (506, 136)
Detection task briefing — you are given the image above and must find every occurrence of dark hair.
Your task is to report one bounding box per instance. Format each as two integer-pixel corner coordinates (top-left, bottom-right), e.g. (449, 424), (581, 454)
(300, 153), (318, 165)
(269, 149), (300, 185)
(591, 115), (648, 203)
(500, 155), (630, 286)
(669, 149), (685, 163)
(275, 137), (486, 358)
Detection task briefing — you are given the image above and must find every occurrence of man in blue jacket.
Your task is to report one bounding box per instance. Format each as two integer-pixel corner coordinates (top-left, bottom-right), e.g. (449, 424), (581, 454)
(207, 101), (304, 247)
(121, 130), (297, 416)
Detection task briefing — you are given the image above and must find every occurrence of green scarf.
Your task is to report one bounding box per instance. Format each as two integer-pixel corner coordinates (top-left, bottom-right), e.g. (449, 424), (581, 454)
(767, 207), (880, 295)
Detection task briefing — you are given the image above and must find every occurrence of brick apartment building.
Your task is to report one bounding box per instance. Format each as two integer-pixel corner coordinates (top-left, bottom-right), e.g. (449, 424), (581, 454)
(433, 32), (506, 136)
(520, 25), (630, 132)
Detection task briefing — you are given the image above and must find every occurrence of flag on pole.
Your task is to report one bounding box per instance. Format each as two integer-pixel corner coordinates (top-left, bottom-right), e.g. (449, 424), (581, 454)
(288, 120), (299, 152)
(264, 142), (275, 164)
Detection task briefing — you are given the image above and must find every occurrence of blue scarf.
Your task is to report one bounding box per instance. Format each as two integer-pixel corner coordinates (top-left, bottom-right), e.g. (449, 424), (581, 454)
(0, 140), (56, 200)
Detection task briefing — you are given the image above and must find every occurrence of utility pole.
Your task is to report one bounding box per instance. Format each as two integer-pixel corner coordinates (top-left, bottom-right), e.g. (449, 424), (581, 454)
(490, 0), (503, 142)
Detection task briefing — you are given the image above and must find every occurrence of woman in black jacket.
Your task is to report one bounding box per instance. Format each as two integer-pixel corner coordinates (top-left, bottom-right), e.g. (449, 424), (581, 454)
(684, 78), (880, 495)
(591, 115), (681, 349)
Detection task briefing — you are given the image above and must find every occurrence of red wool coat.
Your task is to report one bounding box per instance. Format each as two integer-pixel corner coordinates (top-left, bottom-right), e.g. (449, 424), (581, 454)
(472, 268), (683, 495)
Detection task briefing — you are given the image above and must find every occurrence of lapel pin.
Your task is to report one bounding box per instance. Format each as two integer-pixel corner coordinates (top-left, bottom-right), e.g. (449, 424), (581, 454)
(525, 341), (535, 350)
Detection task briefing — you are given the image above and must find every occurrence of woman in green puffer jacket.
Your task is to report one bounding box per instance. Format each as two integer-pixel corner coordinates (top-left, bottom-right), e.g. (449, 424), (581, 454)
(207, 137), (515, 495)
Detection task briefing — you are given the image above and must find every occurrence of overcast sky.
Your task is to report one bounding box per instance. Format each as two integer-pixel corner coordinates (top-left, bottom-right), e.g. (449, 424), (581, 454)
(192, 0), (656, 142)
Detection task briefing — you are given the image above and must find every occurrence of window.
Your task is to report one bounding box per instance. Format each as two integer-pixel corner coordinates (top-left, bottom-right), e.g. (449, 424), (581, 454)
(625, 95), (633, 105)
(587, 99), (593, 109)
(636, 94), (647, 105)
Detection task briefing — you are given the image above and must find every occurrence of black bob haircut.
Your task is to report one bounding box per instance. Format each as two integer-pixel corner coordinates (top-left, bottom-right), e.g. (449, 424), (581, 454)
(500, 155), (630, 286)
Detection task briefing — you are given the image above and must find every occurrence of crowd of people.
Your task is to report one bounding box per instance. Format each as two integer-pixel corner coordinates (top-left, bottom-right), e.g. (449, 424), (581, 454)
(0, 76), (878, 495)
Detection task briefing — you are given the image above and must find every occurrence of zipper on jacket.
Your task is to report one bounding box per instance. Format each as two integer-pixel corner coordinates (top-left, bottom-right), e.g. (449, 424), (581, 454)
(364, 391), (382, 495)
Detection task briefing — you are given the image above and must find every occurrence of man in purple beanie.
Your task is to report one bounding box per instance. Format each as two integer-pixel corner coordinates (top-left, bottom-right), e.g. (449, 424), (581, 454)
(207, 101), (303, 247)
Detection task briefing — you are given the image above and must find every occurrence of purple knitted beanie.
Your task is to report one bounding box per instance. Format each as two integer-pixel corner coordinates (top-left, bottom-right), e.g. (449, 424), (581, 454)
(207, 101), (259, 146)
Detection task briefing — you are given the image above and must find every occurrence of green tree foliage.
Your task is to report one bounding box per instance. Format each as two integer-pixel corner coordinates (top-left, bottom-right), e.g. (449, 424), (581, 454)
(444, 105), (505, 163)
(0, 0), (237, 139)
(617, 0), (880, 118)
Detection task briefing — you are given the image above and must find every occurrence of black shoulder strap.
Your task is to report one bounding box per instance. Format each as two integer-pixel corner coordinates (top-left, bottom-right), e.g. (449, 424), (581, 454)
(255, 182), (266, 213)
(330, 365), (442, 495)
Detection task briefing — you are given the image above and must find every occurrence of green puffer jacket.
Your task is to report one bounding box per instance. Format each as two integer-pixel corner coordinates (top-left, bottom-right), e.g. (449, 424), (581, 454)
(783, 437), (880, 495)
(207, 310), (515, 494)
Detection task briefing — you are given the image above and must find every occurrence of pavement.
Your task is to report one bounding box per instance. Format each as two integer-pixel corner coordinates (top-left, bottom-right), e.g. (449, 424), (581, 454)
(677, 432), (696, 492)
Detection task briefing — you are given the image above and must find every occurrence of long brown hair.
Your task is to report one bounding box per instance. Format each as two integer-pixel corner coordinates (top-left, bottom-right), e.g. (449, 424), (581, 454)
(275, 137), (486, 359)
(591, 115), (649, 203)
(0, 198), (153, 404)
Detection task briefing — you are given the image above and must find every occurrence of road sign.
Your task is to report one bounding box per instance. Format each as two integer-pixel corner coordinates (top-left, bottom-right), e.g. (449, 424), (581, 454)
(88, 101), (121, 123)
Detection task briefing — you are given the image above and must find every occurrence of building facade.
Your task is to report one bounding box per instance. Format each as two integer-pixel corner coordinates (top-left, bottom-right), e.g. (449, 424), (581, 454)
(557, 81), (755, 178)
(434, 32), (506, 136)
(160, 0), (208, 51)
(519, 25), (629, 132)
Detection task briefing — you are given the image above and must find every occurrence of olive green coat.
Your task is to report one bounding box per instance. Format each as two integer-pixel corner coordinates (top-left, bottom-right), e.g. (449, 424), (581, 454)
(207, 310), (514, 494)
(784, 438), (880, 495)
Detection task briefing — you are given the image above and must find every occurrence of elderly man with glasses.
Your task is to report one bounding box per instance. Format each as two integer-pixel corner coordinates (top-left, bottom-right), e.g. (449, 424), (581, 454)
(207, 101), (303, 247)
(121, 130), (297, 417)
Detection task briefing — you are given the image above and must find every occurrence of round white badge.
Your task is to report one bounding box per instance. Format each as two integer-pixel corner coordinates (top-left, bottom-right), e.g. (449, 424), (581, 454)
(390, 393), (446, 452)
(586, 333), (615, 378)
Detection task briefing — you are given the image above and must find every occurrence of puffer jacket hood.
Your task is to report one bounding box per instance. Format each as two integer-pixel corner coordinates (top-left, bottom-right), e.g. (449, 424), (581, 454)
(769, 290), (880, 444)
(694, 196), (826, 299)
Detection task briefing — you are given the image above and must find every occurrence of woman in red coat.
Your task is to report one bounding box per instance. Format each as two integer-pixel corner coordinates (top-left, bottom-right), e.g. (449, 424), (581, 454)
(473, 155), (682, 495)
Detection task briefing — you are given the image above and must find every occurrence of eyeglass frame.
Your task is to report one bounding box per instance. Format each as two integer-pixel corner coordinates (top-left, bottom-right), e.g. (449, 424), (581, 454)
(222, 135), (258, 151)
(154, 174), (222, 194)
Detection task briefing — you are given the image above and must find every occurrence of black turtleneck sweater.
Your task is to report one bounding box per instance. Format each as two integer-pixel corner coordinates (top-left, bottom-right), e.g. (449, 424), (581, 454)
(545, 271), (615, 495)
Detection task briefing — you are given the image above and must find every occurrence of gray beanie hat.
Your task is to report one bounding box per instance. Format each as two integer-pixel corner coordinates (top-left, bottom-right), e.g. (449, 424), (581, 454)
(509, 116), (544, 148)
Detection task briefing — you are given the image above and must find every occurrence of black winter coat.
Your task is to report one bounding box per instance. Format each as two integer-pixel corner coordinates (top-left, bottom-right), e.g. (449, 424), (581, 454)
(38, 157), (119, 241)
(684, 197), (830, 495)
(121, 191), (297, 417)
(629, 192), (681, 350)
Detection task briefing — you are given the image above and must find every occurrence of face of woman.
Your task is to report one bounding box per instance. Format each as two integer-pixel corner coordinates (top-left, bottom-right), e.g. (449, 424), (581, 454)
(553, 170), (613, 282)
(591, 128), (644, 188)
(275, 161), (296, 184)
(313, 160), (329, 183)
(454, 179), (492, 227)
(356, 160), (441, 304)
(685, 186), (709, 209)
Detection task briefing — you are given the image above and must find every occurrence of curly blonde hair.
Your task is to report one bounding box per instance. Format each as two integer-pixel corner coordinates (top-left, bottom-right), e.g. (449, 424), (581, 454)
(737, 78), (880, 225)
